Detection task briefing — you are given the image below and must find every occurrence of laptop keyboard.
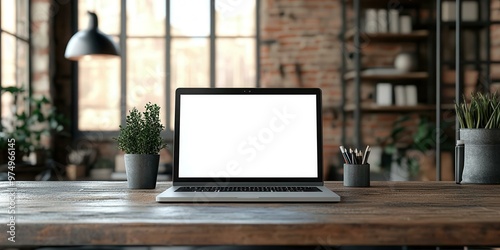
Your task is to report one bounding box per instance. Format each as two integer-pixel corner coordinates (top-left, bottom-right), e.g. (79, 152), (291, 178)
(175, 186), (321, 192)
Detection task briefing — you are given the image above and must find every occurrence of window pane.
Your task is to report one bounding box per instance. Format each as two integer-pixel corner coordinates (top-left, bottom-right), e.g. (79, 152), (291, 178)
(0, 91), (14, 130)
(78, 0), (120, 35)
(78, 55), (121, 131)
(1, 34), (15, 125)
(1, 34), (16, 87)
(1, 0), (16, 34)
(1, 34), (28, 130)
(1, 0), (29, 38)
(127, 0), (165, 36)
(16, 0), (29, 38)
(17, 39), (29, 87)
(170, 38), (209, 129)
(126, 38), (166, 126)
(216, 38), (255, 87)
(216, 0), (255, 36)
(170, 0), (210, 37)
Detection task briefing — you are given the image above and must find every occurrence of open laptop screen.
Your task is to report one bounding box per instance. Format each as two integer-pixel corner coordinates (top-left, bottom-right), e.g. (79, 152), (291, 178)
(174, 88), (323, 182)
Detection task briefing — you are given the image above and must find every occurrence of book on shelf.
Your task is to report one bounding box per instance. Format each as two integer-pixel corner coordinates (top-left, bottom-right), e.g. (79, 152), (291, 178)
(365, 9), (378, 33)
(399, 15), (412, 34)
(394, 85), (406, 106)
(405, 85), (418, 106)
(389, 9), (399, 33)
(377, 9), (387, 33)
(394, 85), (418, 106)
(442, 1), (478, 22)
(376, 83), (393, 106)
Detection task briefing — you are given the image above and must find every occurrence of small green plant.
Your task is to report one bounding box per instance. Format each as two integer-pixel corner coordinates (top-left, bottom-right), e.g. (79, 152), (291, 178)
(455, 92), (500, 129)
(114, 102), (167, 154)
(0, 86), (68, 155)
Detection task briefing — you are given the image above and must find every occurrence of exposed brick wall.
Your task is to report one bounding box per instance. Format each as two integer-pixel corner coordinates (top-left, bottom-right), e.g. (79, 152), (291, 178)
(260, 0), (343, 177)
(31, 0), (52, 149)
(491, 0), (500, 92)
(31, 0), (51, 98)
(31, 0), (74, 167)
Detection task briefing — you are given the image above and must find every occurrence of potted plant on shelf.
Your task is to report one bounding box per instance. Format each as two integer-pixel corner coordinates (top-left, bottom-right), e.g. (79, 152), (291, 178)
(89, 158), (114, 180)
(66, 148), (96, 180)
(455, 92), (500, 184)
(114, 102), (167, 189)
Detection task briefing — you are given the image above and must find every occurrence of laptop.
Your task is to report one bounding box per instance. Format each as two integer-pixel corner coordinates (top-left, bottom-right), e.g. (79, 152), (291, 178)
(156, 88), (340, 202)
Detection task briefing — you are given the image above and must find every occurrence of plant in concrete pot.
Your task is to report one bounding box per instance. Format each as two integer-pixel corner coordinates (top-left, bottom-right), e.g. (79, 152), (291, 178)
(114, 103), (167, 189)
(455, 92), (500, 184)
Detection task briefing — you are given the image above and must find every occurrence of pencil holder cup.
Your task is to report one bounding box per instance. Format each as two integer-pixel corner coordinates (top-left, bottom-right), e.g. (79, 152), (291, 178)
(344, 164), (370, 187)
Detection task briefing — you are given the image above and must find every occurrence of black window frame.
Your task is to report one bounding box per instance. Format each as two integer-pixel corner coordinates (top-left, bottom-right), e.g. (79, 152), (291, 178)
(73, 0), (261, 141)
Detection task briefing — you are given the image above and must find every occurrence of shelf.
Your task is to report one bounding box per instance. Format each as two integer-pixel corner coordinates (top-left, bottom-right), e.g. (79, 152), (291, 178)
(441, 60), (500, 65)
(344, 71), (429, 81)
(344, 0), (431, 8)
(343, 104), (447, 113)
(340, 0), (443, 150)
(440, 21), (500, 28)
(344, 30), (429, 43)
(440, 104), (457, 110)
(344, 103), (455, 113)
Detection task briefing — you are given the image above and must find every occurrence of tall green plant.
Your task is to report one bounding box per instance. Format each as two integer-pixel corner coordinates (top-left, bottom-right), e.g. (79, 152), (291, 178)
(114, 103), (167, 154)
(455, 92), (500, 129)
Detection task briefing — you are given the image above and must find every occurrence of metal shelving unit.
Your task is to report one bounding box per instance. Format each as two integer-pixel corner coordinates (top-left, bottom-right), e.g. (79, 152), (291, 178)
(341, 0), (498, 181)
(340, 0), (436, 149)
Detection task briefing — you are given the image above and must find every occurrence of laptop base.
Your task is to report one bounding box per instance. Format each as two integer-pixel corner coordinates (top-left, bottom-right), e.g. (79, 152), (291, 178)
(156, 186), (340, 203)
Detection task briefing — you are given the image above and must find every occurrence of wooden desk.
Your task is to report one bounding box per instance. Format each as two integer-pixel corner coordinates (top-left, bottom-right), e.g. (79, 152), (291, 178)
(1, 181), (500, 247)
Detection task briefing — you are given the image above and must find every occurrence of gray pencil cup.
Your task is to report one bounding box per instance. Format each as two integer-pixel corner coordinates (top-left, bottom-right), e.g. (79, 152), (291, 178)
(344, 164), (370, 187)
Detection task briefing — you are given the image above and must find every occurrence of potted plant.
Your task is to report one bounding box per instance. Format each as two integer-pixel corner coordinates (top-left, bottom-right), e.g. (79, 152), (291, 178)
(376, 115), (454, 181)
(377, 115), (417, 181)
(408, 116), (454, 181)
(0, 86), (68, 164)
(114, 102), (167, 189)
(66, 148), (96, 180)
(455, 92), (500, 184)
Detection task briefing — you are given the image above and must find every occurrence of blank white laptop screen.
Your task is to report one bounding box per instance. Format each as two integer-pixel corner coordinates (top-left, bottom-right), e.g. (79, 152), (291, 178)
(178, 94), (318, 178)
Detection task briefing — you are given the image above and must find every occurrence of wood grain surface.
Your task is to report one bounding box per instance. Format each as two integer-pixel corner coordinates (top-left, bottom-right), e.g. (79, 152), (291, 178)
(1, 181), (500, 247)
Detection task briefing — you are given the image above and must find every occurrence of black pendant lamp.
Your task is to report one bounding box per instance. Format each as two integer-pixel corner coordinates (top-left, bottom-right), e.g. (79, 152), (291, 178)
(65, 11), (120, 60)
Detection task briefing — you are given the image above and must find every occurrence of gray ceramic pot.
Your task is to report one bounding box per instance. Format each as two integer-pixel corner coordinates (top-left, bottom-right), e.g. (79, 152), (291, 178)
(124, 154), (160, 189)
(460, 129), (500, 184)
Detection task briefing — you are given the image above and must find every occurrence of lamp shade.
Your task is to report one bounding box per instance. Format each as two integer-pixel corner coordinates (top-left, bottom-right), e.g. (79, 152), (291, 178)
(65, 11), (120, 60)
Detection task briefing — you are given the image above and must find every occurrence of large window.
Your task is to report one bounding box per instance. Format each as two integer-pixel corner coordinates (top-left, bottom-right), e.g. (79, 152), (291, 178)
(76, 0), (258, 135)
(0, 0), (30, 132)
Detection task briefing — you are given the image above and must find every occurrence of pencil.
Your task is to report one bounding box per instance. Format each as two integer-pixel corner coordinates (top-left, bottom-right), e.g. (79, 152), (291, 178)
(350, 148), (356, 164)
(362, 146), (371, 164)
(339, 146), (349, 163)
